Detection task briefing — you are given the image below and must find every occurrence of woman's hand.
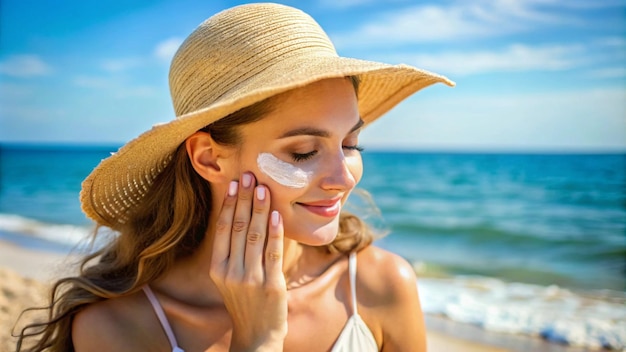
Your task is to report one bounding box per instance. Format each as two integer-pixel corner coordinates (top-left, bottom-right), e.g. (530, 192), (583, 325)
(210, 172), (288, 352)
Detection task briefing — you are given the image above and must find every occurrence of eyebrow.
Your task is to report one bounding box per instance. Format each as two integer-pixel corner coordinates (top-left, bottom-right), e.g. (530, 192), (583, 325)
(279, 118), (364, 139)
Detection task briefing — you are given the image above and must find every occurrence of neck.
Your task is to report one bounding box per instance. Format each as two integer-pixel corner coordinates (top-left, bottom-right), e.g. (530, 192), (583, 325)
(158, 191), (345, 306)
(282, 239), (338, 290)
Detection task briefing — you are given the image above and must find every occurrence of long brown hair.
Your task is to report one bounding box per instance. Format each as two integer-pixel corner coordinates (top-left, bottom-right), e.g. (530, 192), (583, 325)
(15, 76), (378, 351)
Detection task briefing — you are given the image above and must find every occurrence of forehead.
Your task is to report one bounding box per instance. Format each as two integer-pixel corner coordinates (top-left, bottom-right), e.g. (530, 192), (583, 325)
(256, 78), (360, 131)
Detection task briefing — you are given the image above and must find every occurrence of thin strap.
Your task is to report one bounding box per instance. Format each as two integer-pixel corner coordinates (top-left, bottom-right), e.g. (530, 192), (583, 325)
(348, 252), (358, 316)
(142, 286), (183, 352)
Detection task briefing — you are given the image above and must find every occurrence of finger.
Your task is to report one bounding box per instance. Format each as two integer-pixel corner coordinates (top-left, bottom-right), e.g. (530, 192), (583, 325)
(265, 210), (285, 287)
(243, 185), (270, 280)
(228, 172), (255, 275)
(211, 180), (238, 273)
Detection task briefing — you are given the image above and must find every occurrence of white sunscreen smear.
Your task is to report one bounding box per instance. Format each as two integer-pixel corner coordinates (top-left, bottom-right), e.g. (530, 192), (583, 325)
(257, 153), (312, 188)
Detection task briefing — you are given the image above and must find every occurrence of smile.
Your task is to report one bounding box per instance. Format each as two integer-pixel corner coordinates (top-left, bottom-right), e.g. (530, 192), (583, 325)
(297, 197), (342, 218)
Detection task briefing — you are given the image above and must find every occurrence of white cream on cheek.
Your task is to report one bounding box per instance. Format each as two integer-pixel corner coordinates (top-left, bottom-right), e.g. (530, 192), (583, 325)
(257, 153), (312, 188)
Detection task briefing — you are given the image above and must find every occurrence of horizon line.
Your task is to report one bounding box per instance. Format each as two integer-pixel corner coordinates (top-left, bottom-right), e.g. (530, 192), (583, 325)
(1, 141), (625, 155)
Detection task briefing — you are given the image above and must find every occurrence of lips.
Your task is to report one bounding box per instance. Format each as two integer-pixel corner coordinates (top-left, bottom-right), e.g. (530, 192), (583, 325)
(297, 197), (342, 217)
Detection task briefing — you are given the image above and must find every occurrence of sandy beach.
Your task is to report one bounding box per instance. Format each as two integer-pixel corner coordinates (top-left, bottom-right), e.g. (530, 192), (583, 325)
(0, 239), (592, 352)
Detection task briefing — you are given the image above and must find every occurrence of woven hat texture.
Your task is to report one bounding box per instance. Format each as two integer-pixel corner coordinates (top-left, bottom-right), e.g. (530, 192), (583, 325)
(80, 2), (454, 227)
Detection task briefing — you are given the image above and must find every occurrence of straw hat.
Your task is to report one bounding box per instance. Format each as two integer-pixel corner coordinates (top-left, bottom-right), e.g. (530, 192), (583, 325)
(80, 2), (454, 227)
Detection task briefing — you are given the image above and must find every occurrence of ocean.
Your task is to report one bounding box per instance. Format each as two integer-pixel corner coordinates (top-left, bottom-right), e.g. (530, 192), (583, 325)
(1, 144), (625, 350)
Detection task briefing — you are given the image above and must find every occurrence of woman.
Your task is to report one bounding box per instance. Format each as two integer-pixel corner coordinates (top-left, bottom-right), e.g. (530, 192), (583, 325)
(17, 3), (453, 351)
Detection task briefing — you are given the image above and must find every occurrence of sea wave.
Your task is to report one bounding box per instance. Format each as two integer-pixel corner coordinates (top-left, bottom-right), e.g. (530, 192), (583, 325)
(0, 213), (93, 249)
(391, 218), (625, 255)
(2, 212), (625, 349)
(418, 276), (626, 350)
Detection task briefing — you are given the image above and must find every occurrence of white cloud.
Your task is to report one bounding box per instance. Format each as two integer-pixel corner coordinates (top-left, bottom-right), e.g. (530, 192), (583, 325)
(0, 105), (66, 123)
(73, 75), (112, 88)
(332, 4), (494, 46)
(318, 0), (373, 8)
(0, 82), (33, 100)
(594, 37), (626, 48)
(546, 0), (626, 9)
(113, 86), (157, 98)
(383, 43), (585, 76)
(0, 55), (52, 77)
(154, 37), (184, 62)
(318, 0), (409, 9)
(101, 58), (143, 72)
(331, 0), (621, 47)
(585, 67), (626, 79)
(73, 75), (157, 98)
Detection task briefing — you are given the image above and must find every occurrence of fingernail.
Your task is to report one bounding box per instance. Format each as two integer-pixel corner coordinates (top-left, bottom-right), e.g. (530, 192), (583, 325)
(271, 210), (279, 227)
(228, 181), (238, 196)
(256, 186), (266, 200)
(242, 173), (252, 188)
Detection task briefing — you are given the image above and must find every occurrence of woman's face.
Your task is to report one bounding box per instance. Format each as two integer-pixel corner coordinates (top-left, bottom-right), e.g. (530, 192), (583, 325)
(231, 78), (363, 246)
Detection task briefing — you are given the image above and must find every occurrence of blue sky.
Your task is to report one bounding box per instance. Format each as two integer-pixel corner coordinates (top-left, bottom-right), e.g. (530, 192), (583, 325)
(1, 0), (624, 151)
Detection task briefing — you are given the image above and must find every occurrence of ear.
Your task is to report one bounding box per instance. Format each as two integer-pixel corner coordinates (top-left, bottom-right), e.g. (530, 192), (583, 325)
(185, 131), (233, 183)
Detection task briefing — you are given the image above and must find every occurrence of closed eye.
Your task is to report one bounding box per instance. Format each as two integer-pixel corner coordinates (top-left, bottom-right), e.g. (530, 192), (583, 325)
(292, 150), (318, 162)
(343, 145), (364, 152)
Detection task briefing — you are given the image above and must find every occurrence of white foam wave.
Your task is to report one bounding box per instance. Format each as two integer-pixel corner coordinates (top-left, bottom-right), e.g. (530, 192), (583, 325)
(419, 276), (626, 350)
(0, 213), (92, 247)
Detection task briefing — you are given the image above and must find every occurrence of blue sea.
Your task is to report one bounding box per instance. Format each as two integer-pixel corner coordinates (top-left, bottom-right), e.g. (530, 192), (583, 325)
(1, 144), (625, 350)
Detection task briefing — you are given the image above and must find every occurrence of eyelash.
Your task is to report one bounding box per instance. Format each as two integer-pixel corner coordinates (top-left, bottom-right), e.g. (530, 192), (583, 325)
(291, 145), (364, 162)
(344, 145), (365, 152)
(292, 151), (317, 162)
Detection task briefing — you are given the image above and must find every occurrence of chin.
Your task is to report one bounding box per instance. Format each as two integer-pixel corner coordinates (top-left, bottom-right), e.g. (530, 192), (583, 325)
(285, 218), (340, 246)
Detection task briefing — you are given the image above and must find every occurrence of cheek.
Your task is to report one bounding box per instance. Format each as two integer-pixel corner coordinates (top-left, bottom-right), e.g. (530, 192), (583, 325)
(346, 154), (364, 185)
(256, 152), (312, 189)
(264, 180), (299, 204)
(248, 157), (304, 208)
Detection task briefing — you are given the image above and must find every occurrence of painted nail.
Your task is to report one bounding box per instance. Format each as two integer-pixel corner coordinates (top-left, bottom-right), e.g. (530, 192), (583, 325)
(271, 210), (280, 227)
(228, 181), (238, 196)
(256, 186), (266, 200)
(242, 173), (252, 188)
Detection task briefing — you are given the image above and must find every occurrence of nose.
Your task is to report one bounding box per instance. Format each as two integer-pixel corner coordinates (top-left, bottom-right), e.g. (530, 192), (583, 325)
(319, 150), (357, 191)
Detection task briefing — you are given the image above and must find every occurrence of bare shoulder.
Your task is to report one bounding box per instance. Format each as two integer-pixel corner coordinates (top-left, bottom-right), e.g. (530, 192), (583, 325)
(72, 290), (163, 351)
(355, 245), (418, 302)
(355, 246), (427, 351)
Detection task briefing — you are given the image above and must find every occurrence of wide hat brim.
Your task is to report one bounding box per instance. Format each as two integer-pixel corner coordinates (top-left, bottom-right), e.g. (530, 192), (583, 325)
(80, 54), (454, 228)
